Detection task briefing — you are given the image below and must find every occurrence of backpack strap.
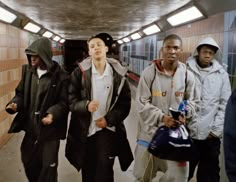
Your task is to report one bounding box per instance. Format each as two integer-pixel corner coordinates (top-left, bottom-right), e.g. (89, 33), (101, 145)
(150, 60), (158, 90)
(78, 63), (86, 89)
(184, 69), (188, 100)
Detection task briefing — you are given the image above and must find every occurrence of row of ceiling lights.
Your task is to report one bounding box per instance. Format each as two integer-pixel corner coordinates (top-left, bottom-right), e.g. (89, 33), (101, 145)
(117, 6), (204, 44)
(0, 6), (65, 44)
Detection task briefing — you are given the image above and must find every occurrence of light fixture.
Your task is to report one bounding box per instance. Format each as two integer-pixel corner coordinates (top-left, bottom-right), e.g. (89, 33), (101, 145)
(53, 36), (60, 41)
(143, 24), (160, 35)
(42, 31), (53, 38)
(122, 37), (130, 43)
(131, 33), (141, 40)
(60, 39), (65, 43)
(0, 7), (17, 23)
(24, 22), (41, 33)
(167, 6), (203, 26)
(117, 40), (123, 44)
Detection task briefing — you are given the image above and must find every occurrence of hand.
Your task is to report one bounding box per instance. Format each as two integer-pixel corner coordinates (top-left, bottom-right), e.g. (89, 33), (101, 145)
(207, 133), (217, 139)
(6, 103), (17, 113)
(88, 100), (99, 113)
(42, 113), (53, 125)
(178, 114), (186, 124)
(162, 115), (178, 128)
(95, 117), (107, 128)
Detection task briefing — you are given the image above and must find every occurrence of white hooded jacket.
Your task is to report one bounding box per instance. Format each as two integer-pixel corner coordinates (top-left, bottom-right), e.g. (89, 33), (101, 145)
(187, 37), (231, 140)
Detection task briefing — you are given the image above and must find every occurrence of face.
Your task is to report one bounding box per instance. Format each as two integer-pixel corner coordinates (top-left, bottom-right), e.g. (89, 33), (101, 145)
(88, 38), (108, 61)
(162, 39), (182, 63)
(30, 55), (44, 68)
(198, 46), (215, 68)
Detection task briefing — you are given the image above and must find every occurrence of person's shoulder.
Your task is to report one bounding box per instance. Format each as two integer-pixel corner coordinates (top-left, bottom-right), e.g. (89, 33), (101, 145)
(141, 63), (156, 76)
(213, 60), (228, 75)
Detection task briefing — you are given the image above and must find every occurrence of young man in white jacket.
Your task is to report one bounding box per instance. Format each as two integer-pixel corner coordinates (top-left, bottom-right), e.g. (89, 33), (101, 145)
(187, 37), (231, 182)
(133, 34), (196, 182)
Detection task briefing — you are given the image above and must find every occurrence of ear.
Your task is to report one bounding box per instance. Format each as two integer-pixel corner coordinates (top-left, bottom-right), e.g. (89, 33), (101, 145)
(88, 50), (92, 56)
(105, 46), (108, 53)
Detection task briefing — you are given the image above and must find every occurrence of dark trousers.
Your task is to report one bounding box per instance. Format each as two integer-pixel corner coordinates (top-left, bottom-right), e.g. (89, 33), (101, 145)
(188, 137), (221, 182)
(82, 129), (117, 182)
(20, 135), (60, 182)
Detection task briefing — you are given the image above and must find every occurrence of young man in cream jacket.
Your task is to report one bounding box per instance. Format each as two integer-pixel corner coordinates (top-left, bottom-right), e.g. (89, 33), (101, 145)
(133, 34), (196, 182)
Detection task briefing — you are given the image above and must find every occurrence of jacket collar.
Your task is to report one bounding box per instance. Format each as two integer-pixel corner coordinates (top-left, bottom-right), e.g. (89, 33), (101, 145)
(80, 57), (128, 76)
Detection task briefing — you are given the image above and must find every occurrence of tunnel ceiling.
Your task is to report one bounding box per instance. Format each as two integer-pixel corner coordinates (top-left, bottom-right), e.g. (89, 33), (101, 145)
(1, 0), (236, 40)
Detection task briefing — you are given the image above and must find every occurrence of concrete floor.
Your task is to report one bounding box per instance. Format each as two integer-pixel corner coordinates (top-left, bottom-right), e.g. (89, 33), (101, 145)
(0, 100), (139, 182)
(0, 99), (198, 182)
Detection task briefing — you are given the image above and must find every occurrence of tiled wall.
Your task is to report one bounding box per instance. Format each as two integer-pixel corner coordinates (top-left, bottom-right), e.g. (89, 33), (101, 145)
(166, 13), (224, 64)
(0, 22), (64, 149)
(120, 12), (227, 77)
(0, 22), (28, 149)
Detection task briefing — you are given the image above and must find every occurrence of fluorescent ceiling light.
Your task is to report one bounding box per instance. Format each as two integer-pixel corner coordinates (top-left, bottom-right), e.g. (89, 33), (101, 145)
(123, 37), (130, 43)
(117, 40), (123, 44)
(24, 22), (41, 33)
(60, 39), (65, 43)
(53, 36), (60, 41)
(42, 31), (53, 38)
(131, 33), (141, 40)
(0, 7), (17, 23)
(167, 6), (203, 26)
(143, 24), (160, 35)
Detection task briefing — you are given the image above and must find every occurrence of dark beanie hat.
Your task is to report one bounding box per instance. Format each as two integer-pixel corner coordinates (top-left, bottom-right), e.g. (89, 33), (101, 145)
(88, 33), (113, 47)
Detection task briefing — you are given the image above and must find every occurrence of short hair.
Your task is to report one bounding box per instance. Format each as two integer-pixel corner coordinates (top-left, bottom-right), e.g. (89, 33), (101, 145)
(163, 34), (182, 46)
(87, 33), (113, 47)
(197, 44), (218, 53)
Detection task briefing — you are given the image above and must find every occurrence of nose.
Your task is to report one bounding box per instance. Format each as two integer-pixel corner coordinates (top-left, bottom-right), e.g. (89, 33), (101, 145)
(168, 48), (176, 53)
(31, 55), (37, 61)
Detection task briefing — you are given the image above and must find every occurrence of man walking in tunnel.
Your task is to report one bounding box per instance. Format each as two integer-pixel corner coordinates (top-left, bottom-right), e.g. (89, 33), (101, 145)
(65, 33), (133, 182)
(187, 37), (231, 182)
(133, 34), (197, 182)
(5, 37), (69, 182)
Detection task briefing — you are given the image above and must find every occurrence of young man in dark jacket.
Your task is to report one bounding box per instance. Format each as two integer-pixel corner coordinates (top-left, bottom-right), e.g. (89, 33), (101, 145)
(66, 33), (133, 182)
(224, 90), (236, 182)
(5, 37), (69, 182)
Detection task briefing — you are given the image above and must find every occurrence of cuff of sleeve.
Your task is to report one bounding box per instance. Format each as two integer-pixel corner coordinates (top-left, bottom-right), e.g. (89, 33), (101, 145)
(160, 113), (165, 123)
(85, 100), (90, 111)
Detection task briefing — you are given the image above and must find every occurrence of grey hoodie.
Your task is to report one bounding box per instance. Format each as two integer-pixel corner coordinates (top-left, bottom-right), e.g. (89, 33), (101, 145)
(187, 37), (231, 140)
(136, 59), (196, 142)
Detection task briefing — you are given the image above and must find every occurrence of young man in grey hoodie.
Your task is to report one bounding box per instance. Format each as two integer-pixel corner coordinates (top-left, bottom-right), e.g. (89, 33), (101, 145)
(187, 37), (231, 182)
(133, 34), (196, 182)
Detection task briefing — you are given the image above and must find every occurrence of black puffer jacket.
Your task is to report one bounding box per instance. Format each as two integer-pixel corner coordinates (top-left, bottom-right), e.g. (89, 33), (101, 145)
(66, 57), (133, 172)
(224, 90), (236, 181)
(6, 37), (69, 140)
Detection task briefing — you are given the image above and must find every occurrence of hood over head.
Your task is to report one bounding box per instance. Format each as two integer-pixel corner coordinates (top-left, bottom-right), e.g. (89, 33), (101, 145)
(25, 37), (53, 70)
(193, 37), (223, 63)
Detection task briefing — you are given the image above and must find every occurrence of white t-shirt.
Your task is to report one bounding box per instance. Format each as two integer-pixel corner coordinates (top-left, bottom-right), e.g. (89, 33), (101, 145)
(88, 62), (114, 137)
(37, 68), (47, 78)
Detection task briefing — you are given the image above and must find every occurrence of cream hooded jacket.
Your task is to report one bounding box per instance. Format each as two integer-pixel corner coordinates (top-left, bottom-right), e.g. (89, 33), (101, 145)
(136, 60), (196, 142)
(187, 37), (231, 140)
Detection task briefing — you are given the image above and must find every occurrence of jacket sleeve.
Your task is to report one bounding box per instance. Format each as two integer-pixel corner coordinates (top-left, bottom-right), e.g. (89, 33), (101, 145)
(224, 90), (236, 181)
(105, 78), (131, 126)
(211, 71), (231, 137)
(46, 72), (69, 122)
(185, 70), (200, 119)
(68, 68), (88, 113)
(5, 65), (27, 114)
(136, 65), (164, 128)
